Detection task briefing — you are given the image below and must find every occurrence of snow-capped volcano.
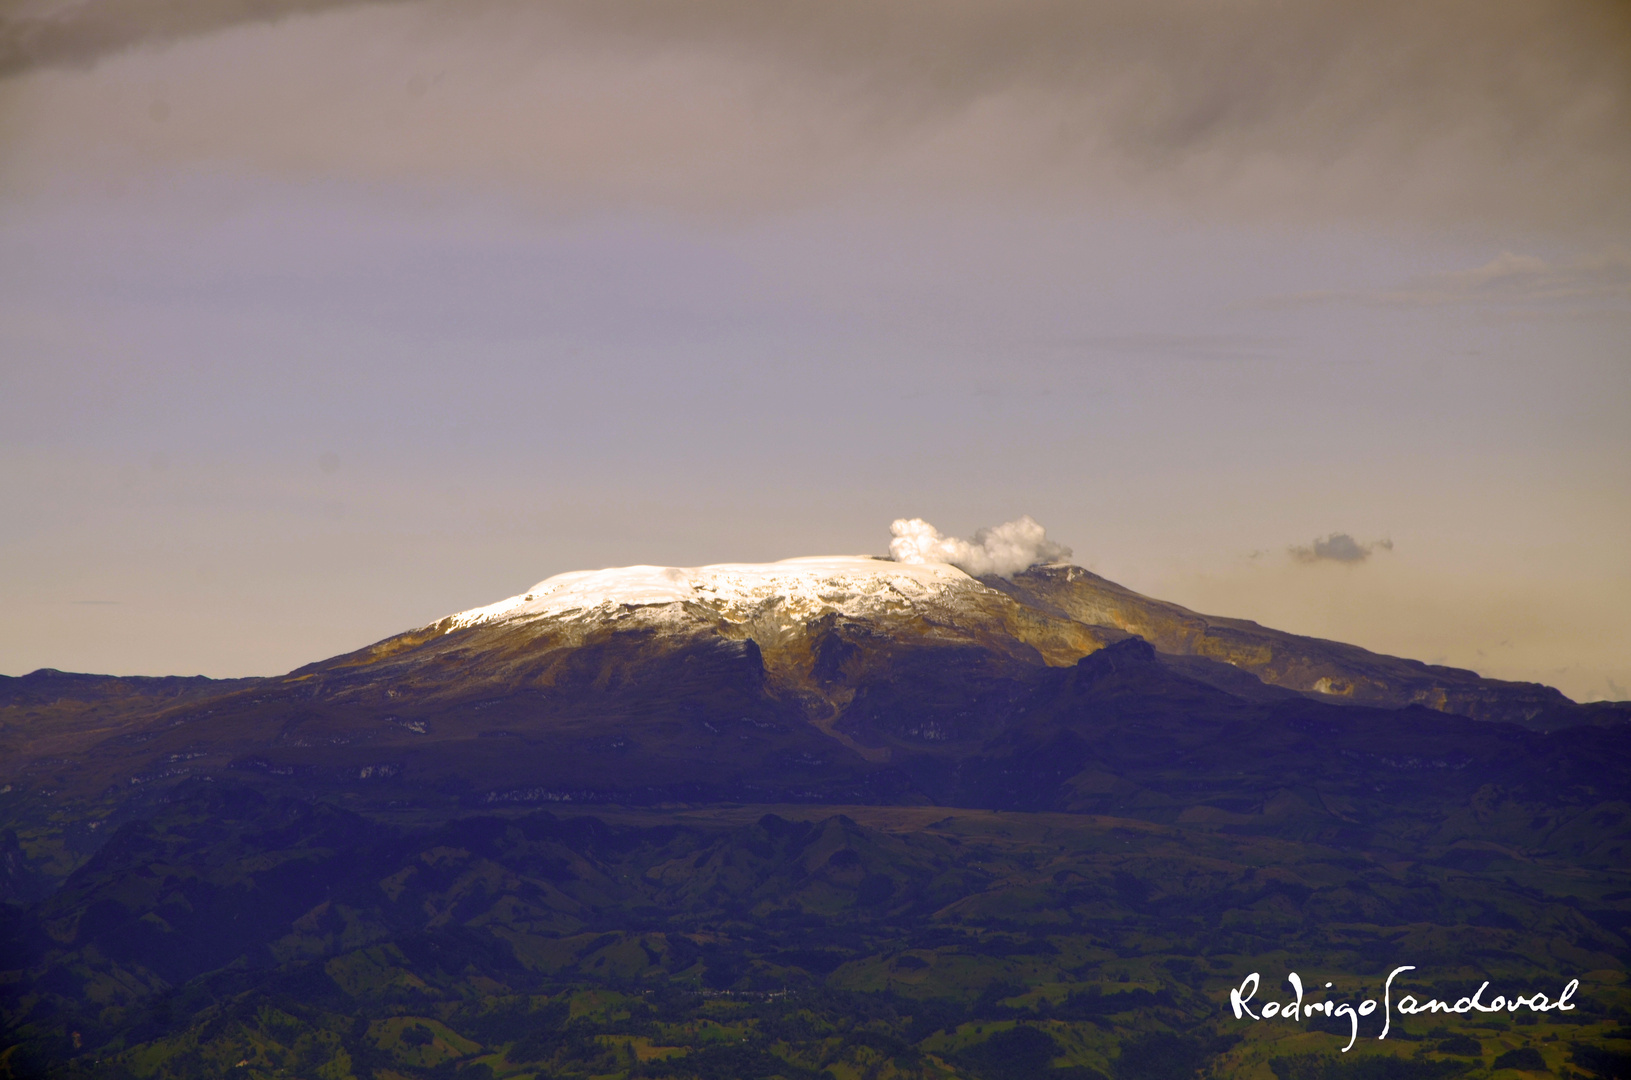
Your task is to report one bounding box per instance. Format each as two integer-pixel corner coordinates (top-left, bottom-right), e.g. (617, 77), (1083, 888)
(5, 517), (1617, 860)
(208, 509), (1579, 749)
(9, 530), (1608, 820)
(441, 556), (986, 633)
(362, 518), (1582, 732)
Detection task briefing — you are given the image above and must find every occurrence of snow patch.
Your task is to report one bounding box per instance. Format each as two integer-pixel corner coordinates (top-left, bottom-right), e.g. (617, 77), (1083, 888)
(442, 556), (978, 632)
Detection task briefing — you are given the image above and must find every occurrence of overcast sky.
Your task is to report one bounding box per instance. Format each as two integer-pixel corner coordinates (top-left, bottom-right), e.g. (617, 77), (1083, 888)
(2, 0), (1628, 701)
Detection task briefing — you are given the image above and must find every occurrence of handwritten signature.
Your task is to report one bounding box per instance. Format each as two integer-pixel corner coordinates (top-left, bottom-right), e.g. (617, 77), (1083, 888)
(1228, 967), (1579, 1052)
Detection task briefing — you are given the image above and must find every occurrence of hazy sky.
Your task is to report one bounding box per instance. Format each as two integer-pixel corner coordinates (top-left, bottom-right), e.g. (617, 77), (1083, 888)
(2, 0), (1628, 701)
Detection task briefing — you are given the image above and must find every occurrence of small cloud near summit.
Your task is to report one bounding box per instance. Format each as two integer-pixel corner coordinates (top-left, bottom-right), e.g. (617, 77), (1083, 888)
(1291, 533), (1393, 564)
(890, 516), (1071, 578)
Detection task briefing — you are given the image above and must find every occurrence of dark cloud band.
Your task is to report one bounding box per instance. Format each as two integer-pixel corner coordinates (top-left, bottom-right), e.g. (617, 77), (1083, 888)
(3, 0), (1627, 233)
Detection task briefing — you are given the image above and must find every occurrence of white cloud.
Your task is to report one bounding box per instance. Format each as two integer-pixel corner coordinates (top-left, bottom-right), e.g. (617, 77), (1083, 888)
(1384, 249), (1631, 306)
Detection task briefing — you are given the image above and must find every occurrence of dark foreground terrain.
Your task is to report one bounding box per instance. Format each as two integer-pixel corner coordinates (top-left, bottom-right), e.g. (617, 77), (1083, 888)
(2, 780), (1629, 1080)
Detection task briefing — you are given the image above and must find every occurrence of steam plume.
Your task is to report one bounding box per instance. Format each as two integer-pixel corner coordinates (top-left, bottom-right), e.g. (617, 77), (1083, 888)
(889, 516), (1071, 578)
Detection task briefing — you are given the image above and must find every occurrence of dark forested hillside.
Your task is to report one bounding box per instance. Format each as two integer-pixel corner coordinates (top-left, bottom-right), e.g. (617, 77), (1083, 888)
(3, 770), (1629, 1079)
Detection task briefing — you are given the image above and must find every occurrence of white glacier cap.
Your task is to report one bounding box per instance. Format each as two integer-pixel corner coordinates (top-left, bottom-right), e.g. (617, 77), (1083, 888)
(442, 556), (979, 631)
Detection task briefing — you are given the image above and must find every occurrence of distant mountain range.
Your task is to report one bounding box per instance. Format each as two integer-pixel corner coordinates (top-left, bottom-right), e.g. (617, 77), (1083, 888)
(4, 554), (1628, 889)
(3, 557), (1624, 818)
